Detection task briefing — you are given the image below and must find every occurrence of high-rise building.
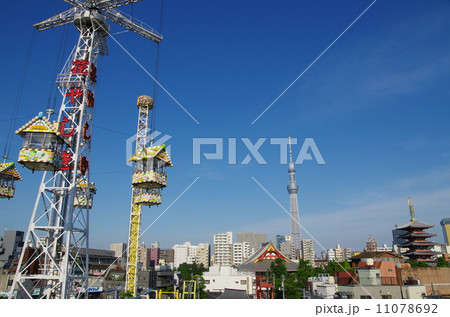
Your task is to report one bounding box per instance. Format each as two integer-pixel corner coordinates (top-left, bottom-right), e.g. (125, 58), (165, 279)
(196, 243), (210, 268)
(301, 239), (315, 264)
(138, 243), (150, 269)
(334, 244), (345, 262)
(233, 242), (250, 265)
(326, 248), (335, 261)
(213, 232), (233, 266)
(0, 230), (24, 269)
(110, 242), (127, 258)
(344, 248), (354, 260)
(441, 218), (450, 245)
(280, 241), (294, 259)
(365, 235), (378, 252)
(287, 137), (301, 256)
(159, 249), (174, 267)
(275, 235), (286, 251)
(149, 242), (160, 268)
(173, 242), (198, 268)
(237, 232), (267, 255)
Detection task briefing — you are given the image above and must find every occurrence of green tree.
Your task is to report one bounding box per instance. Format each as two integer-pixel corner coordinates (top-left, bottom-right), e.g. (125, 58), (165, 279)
(326, 261), (353, 274)
(295, 259), (316, 289)
(177, 263), (193, 280)
(267, 258), (288, 298)
(406, 260), (429, 268)
(436, 257), (450, 267)
(176, 262), (208, 281)
(119, 290), (133, 299)
(193, 274), (207, 299)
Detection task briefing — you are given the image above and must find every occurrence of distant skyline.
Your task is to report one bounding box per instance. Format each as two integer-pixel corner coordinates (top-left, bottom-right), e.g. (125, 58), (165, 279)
(1, 1), (450, 254)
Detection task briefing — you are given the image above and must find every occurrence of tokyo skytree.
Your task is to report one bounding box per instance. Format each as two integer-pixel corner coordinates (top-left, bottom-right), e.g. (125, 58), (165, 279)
(287, 136), (301, 256)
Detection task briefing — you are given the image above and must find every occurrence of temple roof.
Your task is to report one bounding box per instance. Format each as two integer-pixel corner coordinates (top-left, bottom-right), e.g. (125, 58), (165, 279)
(0, 162), (22, 181)
(237, 242), (298, 273)
(15, 113), (59, 136)
(128, 144), (173, 166)
(396, 220), (434, 230)
(351, 251), (403, 260)
(217, 288), (251, 299)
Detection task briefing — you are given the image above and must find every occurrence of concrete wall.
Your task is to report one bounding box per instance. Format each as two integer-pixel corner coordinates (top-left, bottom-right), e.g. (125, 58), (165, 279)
(399, 267), (450, 296)
(338, 285), (402, 299)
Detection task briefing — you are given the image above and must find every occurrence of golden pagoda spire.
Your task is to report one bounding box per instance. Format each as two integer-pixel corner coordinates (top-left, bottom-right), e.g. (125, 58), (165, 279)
(408, 197), (416, 221)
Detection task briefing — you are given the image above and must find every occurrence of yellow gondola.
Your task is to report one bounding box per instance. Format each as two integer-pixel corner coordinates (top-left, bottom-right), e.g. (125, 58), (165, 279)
(74, 176), (96, 208)
(0, 162), (22, 199)
(15, 112), (65, 171)
(128, 144), (172, 190)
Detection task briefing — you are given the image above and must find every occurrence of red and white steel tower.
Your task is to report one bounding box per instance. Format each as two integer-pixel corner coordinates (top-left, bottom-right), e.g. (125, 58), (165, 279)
(10, 0), (162, 299)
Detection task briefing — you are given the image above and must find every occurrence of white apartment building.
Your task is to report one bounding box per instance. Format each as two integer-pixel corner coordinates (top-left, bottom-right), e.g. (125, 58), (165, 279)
(173, 242), (197, 268)
(213, 232), (233, 266)
(326, 248), (336, 261)
(232, 242), (250, 265)
(172, 242), (210, 268)
(203, 265), (255, 296)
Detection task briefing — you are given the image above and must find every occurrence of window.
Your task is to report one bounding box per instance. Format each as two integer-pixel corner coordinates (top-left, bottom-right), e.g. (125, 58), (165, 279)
(381, 295), (392, 299)
(204, 280), (210, 284)
(240, 280), (247, 285)
(360, 295), (372, 299)
(388, 269), (393, 272)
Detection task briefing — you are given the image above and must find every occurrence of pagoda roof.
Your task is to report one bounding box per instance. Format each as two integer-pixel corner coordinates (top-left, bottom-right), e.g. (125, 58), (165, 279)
(15, 113), (60, 136)
(402, 250), (440, 256)
(0, 162), (22, 181)
(396, 220), (434, 230)
(237, 242), (298, 273)
(397, 241), (438, 247)
(398, 232), (436, 239)
(128, 144), (173, 166)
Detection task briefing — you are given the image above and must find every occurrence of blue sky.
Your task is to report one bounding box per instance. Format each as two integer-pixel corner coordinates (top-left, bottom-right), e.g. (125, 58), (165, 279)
(1, 0), (450, 255)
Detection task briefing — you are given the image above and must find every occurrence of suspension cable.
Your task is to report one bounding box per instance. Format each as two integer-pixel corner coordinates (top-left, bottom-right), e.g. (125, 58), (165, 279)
(3, 29), (35, 161)
(150, 0), (165, 143)
(48, 24), (70, 110)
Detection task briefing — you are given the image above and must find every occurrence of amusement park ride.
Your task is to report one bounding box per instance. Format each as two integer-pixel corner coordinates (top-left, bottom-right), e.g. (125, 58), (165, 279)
(125, 95), (172, 296)
(5, 0), (165, 299)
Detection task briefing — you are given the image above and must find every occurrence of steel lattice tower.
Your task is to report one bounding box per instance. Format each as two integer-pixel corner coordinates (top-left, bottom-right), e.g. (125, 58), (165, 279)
(125, 95), (172, 296)
(9, 0), (162, 299)
(287, 136), (301, 257)
(125, 97), (150, 295)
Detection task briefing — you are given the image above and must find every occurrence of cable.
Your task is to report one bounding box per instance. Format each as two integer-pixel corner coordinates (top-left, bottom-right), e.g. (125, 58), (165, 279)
(48, 24), (70, 110)
(150, 0), (165, 144)
(3, 29), (35, 161)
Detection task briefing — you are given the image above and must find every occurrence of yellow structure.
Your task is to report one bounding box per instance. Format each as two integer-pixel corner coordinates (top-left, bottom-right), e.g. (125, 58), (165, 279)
(182, 280), (197, 299)
(125, 96), (172, 296)
(158, 290), (179, 299)
(441, 218), (450, 245)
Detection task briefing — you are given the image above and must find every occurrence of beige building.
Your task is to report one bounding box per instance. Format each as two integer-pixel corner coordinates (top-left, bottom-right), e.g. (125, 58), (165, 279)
(196, 243), (210, 268)
(301, 239), (315, 264)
